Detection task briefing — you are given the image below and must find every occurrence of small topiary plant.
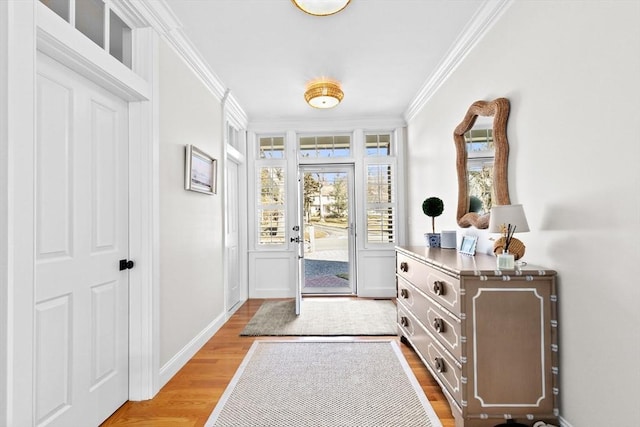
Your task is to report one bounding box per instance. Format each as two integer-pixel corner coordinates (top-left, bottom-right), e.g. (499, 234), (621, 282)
(422, 197), (444, 234)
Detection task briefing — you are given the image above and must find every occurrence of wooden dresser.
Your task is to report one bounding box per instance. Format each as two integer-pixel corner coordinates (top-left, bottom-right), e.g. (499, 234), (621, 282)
(395, 246), (559, 427)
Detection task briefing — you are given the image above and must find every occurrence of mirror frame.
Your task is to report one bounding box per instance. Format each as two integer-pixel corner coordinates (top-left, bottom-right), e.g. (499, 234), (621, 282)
(454, 97), (510, 229)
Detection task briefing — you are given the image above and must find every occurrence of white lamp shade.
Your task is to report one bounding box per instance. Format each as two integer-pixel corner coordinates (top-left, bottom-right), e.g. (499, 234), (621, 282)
(488, 204), (530, 233)
(292, 0), (350, 16)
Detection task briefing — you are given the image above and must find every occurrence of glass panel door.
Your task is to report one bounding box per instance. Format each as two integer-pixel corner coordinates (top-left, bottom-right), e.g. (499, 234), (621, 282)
(299, 165), (355, 294)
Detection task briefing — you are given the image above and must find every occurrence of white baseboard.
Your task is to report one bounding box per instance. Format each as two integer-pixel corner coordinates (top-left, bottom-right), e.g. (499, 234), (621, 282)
(249, 290), (294, 299)
(357, 290), (396, 298)
(158, 311), (227, 388)
(559, 416), (573, 427)
(225, 297), (246, 320)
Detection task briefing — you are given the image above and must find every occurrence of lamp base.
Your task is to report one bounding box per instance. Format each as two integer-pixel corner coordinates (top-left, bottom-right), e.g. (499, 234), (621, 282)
(493, 236), (526, 260)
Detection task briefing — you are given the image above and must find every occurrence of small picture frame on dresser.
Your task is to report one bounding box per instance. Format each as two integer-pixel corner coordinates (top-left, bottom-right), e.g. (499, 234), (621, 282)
(459, 235), (478, 256)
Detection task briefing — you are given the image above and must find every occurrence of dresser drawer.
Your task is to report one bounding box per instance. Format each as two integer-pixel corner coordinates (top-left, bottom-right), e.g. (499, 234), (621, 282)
(397, 277), (462, 360)
(397, 253), (461, 315)
(397, 305), (463, 405)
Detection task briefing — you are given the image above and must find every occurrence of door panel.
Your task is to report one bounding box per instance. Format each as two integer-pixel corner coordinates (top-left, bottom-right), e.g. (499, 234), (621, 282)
(35, 52), (129, 427)
(299, 166), (355, 295)
(34, 296), (72, 422)
(35, 73), (72, 261)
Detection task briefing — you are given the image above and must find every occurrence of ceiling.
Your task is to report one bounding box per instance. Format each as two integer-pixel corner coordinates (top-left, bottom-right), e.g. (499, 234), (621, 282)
(162, 0), (486, 124)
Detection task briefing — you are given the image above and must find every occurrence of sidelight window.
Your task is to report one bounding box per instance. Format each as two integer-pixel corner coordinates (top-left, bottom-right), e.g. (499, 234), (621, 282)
(364, 132), (396, 245)
(256, 135), (287, 245)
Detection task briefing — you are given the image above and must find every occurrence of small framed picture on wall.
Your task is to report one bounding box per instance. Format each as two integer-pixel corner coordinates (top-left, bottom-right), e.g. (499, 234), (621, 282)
(185, 144), (217, 195)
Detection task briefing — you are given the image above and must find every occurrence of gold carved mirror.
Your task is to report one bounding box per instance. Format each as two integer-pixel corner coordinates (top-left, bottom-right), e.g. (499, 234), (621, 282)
(454, 98), (510, 229)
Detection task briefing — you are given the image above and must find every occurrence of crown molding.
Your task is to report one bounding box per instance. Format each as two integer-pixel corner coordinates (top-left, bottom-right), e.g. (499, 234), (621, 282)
(404, 0), (513, 122)
(222, 90), (249, 130)
(131, 0), (248, 122)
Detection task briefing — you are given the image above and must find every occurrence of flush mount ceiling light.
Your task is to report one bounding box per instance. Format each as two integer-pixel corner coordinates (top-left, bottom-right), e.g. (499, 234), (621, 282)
(304, 80), (344, 109)
(291, 0), (351, 16)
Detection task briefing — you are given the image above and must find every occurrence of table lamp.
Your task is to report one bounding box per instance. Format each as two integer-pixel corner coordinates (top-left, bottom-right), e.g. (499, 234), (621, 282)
(488, 204), (530, 264)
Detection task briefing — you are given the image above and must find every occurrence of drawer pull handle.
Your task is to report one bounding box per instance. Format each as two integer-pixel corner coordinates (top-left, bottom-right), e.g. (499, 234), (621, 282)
(400, 288), (409, 299)
(433, 318), (445, 333)
(400, 261), (409, 272)
(400, 316), (409, 327)
(433, 280), (445, 295)
(434, 357), (446, 373)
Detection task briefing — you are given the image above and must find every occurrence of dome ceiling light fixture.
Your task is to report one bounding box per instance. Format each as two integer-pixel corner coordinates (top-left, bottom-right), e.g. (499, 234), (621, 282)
(304, 80), (344, 109)
(291, 0), (351, 16)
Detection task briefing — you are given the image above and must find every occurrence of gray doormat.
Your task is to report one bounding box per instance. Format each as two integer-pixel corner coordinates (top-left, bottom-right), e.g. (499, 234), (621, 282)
(240, 299), (397, 336)
(205, 340), (443, 427)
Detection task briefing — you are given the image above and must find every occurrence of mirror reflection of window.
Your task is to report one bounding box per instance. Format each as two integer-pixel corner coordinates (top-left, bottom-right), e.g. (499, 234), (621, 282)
(465, 127), (494, 215)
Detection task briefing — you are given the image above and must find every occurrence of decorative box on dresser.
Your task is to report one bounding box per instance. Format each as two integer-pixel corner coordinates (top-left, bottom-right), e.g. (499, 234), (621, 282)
(395, 246), (559, 427)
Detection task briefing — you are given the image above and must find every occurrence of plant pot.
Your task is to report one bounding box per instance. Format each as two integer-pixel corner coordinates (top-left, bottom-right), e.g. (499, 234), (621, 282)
(425, 233), (441, 248)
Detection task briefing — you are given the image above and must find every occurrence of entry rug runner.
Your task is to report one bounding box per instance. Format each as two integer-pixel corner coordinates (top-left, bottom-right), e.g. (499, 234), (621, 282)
(205, 340), (443, 427)
(240, 298), (397, 336)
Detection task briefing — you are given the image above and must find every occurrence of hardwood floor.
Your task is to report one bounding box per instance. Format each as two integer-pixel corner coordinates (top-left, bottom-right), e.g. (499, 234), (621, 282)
(102, 299), (455, 427)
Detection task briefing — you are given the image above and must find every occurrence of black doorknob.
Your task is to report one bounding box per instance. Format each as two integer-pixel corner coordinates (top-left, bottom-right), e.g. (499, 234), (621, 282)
(119, 259), (135, 271)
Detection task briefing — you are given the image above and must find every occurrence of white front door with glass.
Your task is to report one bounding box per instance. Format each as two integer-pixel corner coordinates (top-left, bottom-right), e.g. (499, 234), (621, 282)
(297, 165), (356, 295)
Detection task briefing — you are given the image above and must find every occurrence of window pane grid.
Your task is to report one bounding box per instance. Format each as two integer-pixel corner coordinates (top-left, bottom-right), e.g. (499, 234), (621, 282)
(257, 166), (285, 245)
(109, 10), (132, 68)
(40, 0), (133, 68)
(367, 164), (394, 203)
(366, 163), (396, 244)
(299, 135), (351, 158)
(365, 133), (392, 156)
(75, 0), (105, 48)
(259, 136), (285, 159)
(258, 167), (285, 205)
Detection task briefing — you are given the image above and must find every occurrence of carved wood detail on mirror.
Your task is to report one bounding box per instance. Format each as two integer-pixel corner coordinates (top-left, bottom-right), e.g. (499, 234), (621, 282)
(454, 97), (511, 229)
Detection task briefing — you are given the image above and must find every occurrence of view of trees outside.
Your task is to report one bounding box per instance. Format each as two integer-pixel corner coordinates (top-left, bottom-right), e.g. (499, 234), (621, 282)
(303, 172), (348, 227)
(258, 166), (285, 244)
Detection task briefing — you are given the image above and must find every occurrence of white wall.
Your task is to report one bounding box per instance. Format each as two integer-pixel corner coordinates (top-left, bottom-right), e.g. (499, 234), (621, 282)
(158, 39), (225, 368)
(406, 1), (640, 426)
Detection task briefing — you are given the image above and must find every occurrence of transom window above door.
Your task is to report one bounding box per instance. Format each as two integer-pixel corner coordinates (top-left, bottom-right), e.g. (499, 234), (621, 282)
(39, 0), (133, 68)
(259, 136), (285, 159)
(299, 135), (351, 158)
(365, 133), (392, 156)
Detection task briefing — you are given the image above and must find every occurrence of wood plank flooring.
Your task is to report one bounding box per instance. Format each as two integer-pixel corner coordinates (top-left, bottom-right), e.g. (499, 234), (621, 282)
(102, 298), (455, 427)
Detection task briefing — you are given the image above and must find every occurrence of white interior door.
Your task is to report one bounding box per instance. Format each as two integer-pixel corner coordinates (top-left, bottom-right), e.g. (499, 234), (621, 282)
(226, 158), (241, 311)
(34, 52), (129, 426)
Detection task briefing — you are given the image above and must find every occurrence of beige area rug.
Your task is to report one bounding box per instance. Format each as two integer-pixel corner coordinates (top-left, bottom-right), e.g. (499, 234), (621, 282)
(240, 299), (397, 336)
(205, 340), (443, 427)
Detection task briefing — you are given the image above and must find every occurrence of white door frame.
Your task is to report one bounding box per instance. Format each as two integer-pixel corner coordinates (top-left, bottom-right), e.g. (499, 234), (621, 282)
(223, 143), (246, 315)
(222, 99), (249, 317)
(1, 2), (159, 424)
